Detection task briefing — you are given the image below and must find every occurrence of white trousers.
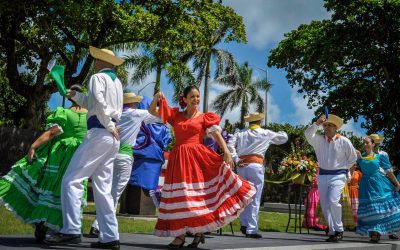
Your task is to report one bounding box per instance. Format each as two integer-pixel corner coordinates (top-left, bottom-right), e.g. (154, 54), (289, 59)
(317, 174), (346, 235)
(60, 128), (120, 242)
(237, 163), (265, 234)
(92, 153), (134, 230)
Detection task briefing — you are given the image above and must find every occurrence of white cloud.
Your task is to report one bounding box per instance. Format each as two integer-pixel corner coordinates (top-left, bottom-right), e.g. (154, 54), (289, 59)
(226, 0), (330, 49)
(266, 93), (280, 123)
(341, 119), (365, 137)
(288, 87), (366, 136)
(289, 87), (316, 125)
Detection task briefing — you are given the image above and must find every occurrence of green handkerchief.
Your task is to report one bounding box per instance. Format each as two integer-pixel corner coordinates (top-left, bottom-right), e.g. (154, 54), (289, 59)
(50, 65), (67, 97)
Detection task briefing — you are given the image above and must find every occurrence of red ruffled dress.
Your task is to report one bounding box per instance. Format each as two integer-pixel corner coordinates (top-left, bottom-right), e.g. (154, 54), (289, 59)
(154, 97), (256, 237)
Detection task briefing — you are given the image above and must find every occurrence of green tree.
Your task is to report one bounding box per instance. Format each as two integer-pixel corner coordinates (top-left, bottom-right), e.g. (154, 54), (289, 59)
(182, 23), (241, 112)
(0, 0), (246, 130)
(0, 64), (26, 127)
(268, 0), (400, 165)
(213, 62), (271, 128)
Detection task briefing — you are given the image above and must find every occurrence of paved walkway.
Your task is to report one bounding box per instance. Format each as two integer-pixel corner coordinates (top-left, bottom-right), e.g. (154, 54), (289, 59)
(1, 231), (400, 250)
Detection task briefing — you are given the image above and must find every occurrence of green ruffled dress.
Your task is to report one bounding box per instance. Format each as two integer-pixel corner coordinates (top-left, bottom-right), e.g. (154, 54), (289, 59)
(0, 107), (88, 230)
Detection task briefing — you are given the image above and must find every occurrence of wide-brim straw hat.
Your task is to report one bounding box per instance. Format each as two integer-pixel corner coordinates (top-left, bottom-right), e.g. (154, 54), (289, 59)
(89, 46), (124, 66)
(123, 92), (143, 104)
(369, 134), (384, 143)
(244, 112), (265, 122)
(323, 114), (343, 129)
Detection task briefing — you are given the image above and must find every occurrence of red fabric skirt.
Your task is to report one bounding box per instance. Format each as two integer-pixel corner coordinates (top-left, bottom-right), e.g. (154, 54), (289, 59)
(154, 143), (256, 237)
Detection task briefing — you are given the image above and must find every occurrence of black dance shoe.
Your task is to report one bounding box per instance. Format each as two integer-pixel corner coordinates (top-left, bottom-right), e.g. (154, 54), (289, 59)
(44, 233), (81, 244)
(90, 240), (120, 250)
(246, 233), (262, 239)
(88, 226), (100, 238)
(240, 226), (247, 235)
(187, 233), (205, 248)
(167, 236), (185, 249)
(34, 222), (48, 243)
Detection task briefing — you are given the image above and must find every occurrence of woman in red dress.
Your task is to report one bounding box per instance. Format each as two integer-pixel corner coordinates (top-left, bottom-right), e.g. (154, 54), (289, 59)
(149, 85), (256, 249)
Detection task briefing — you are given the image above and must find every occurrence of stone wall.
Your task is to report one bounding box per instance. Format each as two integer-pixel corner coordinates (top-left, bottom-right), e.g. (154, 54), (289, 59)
(0, 127), (41, 175)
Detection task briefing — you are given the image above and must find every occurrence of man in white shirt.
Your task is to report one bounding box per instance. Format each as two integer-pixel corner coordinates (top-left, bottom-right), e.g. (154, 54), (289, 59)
(45, 46), (124, 250)
(228, 112), (288, 239)
(305, 114), (357, 242)
(89, 92), (160, 237)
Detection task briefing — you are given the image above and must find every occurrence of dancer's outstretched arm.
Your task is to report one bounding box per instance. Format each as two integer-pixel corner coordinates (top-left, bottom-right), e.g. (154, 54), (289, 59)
(28, 125), (61, 163)
(149, 92), (163, 118)
(212, 130), (233, 167)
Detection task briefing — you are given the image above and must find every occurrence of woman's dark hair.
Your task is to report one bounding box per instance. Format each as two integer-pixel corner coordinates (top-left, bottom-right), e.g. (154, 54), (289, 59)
(68, 84), (83, 105)
(179, 85), (200, 109)
(183, 85), (200, 98)
(70, 84), (83, 93)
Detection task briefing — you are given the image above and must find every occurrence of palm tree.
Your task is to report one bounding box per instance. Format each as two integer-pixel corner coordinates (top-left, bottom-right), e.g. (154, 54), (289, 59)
(124, 44), (194, 97)
(212, 62), (271, 128)
(182, 24), (236, 112)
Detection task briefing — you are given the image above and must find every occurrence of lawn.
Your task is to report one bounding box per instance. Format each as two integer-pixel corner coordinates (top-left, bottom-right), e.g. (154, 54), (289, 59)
(0, 203), (303, 235)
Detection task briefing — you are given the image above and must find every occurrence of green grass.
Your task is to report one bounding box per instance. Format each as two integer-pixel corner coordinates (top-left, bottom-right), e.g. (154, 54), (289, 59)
(0, 203), (304, 235)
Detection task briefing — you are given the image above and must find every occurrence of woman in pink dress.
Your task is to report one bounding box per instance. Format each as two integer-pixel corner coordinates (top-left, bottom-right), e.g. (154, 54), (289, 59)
(303, 170), (327, 230)
(149, 85), (256, 249)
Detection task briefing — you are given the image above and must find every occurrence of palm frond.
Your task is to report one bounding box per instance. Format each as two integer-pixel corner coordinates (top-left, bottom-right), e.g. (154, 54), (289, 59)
(110, 42), (140, 52)
(124, 52), (156, 85)
(165, 62), (196, 103)
(255, 94), (265, 113)
(213, 49), (235, 79)
(253, 79), (272, 91)
(193, 55), (207, 85)
(248, 85), (259, 103)
(212, 89), (239, 116)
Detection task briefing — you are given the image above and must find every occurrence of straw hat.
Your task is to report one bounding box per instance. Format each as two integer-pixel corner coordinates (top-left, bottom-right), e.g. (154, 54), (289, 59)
(369, 134), (384, 143)
(123, 92), (143, 104)
(323, 114), (343, 129)
(244, 112), (265, 123)
(89, 46), (124, 66)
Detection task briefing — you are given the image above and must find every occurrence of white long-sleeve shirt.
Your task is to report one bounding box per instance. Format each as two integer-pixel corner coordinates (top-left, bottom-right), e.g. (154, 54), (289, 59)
(72, 71), (123, 133)
(304, 123), (357, 171)
(228, 127), (288, 164)
(118, 108), (160, 146)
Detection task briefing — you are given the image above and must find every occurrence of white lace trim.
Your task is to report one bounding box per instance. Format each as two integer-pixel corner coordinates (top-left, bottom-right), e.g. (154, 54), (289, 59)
(45, 123), (64, 136)
(206, 125), (222, 135)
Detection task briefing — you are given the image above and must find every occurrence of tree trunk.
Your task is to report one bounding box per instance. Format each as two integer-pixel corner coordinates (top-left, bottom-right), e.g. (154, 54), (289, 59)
(154, 63), (162, 95)
(202, 54), (211, 112)
(240, 95), (247, 129)
(22, 91), (52, 130)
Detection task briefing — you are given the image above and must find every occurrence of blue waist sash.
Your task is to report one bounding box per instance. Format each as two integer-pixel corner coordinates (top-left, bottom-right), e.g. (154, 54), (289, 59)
(87, 115), (116, 130)
(319, 168), (348, 175)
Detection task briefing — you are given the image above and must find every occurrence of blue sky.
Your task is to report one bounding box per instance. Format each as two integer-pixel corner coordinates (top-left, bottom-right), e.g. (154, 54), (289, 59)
(49, 0), (366, 136)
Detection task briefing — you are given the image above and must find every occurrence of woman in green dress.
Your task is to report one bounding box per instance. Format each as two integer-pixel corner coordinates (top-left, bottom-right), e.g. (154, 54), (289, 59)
(0, 85), (88, 242)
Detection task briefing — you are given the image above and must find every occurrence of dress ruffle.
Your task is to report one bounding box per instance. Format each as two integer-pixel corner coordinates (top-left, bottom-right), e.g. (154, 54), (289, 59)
(155, 98), (256, 237)
(0, 108), (87, 230)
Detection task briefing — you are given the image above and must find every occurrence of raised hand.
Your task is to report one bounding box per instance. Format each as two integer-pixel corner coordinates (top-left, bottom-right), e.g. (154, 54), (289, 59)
(223, 151), (234, 168)
(66, 89), (76, 99)
(316, 115), (326, 126)
(155, 91), (164, 100)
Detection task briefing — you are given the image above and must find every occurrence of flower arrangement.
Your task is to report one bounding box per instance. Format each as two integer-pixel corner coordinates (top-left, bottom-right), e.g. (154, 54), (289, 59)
(277, 151), (318, 184)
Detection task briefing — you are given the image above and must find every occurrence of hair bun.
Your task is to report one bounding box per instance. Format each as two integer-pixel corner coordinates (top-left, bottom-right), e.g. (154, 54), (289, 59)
(178, 94), (186, 109)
